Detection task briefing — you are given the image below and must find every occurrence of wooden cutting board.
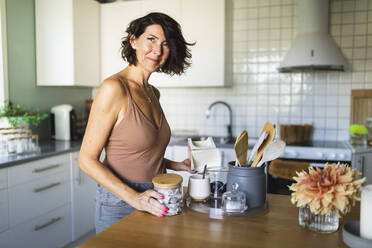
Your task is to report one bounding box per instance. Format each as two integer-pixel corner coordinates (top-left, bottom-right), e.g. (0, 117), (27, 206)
(251, 122), (275, 167)
(350, 89), (372, 125)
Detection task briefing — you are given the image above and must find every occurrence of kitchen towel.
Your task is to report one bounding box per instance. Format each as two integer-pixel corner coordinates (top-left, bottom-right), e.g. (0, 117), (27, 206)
(268, 159), (310, 180)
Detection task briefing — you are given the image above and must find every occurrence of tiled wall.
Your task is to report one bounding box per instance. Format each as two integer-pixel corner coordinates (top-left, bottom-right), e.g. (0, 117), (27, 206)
(158, 0), (372, 141)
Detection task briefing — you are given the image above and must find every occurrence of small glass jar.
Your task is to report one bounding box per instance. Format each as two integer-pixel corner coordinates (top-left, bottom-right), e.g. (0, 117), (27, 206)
(152, 173), (183, 216)
(208, 167), (228, 199)
(30, 134), (40, 153)
(0, 133), (10, 155)
(7, 137), (16, 154)
(16, 136), (30, 154)
(15, 137), (24, 154)
(298, 205), (339, 233)
(222, 183), (247, 214)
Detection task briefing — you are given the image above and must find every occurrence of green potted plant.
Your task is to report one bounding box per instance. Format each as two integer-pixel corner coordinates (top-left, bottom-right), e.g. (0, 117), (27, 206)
(349, 124), (368, 145)
(0, 100), (48, 127)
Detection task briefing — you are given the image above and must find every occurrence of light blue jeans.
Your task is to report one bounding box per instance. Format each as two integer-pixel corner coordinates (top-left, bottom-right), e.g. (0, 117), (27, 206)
(95, 181), (154, 234)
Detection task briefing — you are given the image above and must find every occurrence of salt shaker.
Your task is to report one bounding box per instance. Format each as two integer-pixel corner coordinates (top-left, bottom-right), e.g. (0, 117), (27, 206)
(152, 173), (183, 216)
(222, 183), (247, 213)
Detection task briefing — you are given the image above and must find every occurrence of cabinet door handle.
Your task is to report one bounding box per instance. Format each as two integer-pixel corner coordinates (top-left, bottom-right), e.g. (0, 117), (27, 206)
(34, 217), (62, 231)
(221, 151), (225, 166)
(33, 164), (60, 173)
(34, 182), (61, 193)
(357, 156), (365, 177)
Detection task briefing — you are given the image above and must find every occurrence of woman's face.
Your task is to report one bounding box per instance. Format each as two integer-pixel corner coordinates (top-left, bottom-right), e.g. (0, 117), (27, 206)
(131, 24), (170, 73)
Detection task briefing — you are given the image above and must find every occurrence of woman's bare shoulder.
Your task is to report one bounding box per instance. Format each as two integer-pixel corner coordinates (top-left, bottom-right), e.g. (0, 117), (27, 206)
(99, 77), (127, 97)
(93, 77), (128, 111)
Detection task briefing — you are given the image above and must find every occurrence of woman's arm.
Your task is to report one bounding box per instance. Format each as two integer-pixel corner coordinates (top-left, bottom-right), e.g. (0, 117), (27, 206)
(163, 158), (196, 173)
(79, 78), (166, 217)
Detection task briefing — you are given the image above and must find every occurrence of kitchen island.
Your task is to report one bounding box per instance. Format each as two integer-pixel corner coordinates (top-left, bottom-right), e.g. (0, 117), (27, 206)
(78, 194), (358, 248)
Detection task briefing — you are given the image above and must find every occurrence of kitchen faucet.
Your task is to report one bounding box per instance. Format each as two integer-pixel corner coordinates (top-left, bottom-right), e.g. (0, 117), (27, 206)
(205, 101), (233, 143)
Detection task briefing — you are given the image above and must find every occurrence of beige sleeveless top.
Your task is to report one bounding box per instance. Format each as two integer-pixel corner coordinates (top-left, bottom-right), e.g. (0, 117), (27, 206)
(103, 77), (171, 183)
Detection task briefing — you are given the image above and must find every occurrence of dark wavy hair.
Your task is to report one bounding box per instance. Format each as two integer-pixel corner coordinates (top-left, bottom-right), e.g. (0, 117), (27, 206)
(120, 12), (194, 76)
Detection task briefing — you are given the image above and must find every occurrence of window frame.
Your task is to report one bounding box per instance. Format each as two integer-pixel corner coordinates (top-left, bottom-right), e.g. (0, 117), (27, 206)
(0, 0), (9, 104)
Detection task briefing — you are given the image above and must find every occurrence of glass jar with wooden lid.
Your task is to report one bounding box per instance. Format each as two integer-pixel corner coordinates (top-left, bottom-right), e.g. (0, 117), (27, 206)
(152, 173), (183, 216)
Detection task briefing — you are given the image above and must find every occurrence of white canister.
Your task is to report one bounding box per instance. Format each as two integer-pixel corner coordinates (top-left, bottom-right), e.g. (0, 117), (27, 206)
(361, 184), (372, 240)
(188, 174), (211, 202)
(152, 173), (183, 216)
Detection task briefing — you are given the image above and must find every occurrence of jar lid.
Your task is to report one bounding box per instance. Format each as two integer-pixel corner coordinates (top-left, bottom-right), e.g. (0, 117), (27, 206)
(152, 173), (183, 189)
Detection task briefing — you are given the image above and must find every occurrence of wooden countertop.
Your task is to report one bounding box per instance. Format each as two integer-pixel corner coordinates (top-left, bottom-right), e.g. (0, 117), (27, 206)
(78, 194), (358, 248)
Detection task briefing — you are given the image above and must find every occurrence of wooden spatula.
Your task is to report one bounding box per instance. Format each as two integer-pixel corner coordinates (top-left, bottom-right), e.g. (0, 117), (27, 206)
(234, 130), (248, 166)
(251, 122), (275, 167)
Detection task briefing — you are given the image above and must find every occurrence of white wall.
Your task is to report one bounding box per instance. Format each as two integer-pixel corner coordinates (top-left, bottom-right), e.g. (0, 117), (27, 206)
(95, 0), (372, 141)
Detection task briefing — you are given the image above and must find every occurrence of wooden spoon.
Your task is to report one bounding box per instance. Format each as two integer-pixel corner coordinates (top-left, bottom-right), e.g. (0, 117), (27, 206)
(246, 131), (268, 166)
(256, 140), (286, 167)
(234, 130), (248, 166)
(251, 122), (275, 167)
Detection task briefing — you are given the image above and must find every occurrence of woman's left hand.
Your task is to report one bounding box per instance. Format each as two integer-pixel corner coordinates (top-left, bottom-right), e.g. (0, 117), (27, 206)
(169, 159), (197, 173)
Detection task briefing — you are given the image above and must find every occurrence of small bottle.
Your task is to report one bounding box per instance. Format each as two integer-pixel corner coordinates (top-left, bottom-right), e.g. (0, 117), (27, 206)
(152, 173), (183, 216)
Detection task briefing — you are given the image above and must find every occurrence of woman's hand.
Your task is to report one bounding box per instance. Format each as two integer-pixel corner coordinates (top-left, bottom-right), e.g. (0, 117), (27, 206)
(131, 189), (168, 217)
(168, 159), (197, 173)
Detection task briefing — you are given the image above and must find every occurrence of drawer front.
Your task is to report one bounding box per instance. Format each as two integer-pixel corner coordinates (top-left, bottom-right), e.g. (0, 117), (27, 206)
(0, 168), (7, 190)
(9, 170), (70, 227)
(2, 204), (72, 248)
(0, 190), (9, 233)
(8, 153), (70, 187)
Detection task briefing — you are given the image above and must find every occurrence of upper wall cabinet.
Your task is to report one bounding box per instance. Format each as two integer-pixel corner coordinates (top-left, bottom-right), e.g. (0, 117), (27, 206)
(35, 0), (101, 87)
(100, 0), (226, 87)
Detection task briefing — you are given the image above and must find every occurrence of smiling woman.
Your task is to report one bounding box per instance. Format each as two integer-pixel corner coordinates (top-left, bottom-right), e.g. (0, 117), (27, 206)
(79, 12), (195, 234)
(121, 12), (194, 76)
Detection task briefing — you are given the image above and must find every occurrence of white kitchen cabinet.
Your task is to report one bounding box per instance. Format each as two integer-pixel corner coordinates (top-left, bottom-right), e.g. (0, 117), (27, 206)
(100, 1), (142, 80)
(164, 145), (174, 160)
(172, 145), (189, 161)
(0, 153), (73, 248)
(35, 0), (101, 87)
(0, 168), (8, 235)
(353, 152), (372, 184)
(0, 189), (8, 233)
(100, 0), (226, 87)
(167, 145), (190, 186)
(8, 170), (71, 228)
(0, 168), (6, 190)
(149, 0), (226, 87)
(1, 204), (72, 248)
(8, 154), (70, 187)
(70, 152), (96, 240)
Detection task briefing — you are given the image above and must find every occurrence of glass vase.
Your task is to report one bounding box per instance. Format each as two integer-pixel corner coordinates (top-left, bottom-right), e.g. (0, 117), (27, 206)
(298, 205), (339, 233)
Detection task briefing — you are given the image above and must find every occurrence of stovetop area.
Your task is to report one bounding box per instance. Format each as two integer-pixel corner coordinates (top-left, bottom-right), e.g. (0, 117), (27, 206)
(287, 140), (349, 149)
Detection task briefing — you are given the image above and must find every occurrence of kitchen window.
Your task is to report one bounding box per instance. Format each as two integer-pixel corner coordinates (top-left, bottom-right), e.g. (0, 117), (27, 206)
(0, 0), (8, 103)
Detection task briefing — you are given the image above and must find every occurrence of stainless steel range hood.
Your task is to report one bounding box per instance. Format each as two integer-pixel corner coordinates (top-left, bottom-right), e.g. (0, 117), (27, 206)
(278, 0), (347, 72)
